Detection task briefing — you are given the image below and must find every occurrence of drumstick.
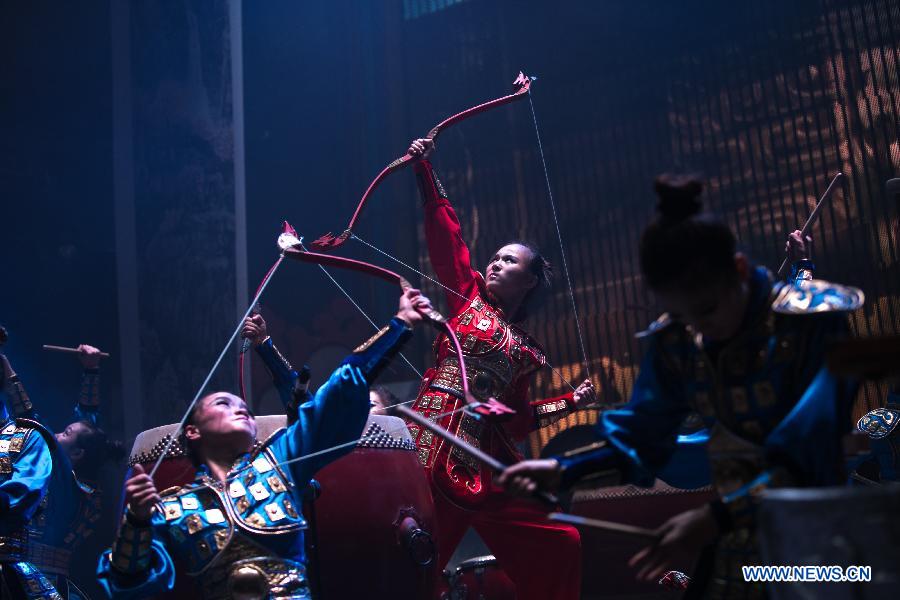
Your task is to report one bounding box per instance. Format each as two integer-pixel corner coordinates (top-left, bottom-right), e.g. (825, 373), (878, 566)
(547, 512), (659, 540)
(777, 172), (845, 277)
(42, 344), (111, 358)
(396, 405), (560, 507)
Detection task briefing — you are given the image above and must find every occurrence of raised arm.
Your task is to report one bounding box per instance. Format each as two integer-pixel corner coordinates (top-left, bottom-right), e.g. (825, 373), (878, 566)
(276, 289), (433, 483)
(785, 230), (815, 282)
(75, 344), (103, 426)
(409, 139), (479, 315)
(242, 314), (309, 424)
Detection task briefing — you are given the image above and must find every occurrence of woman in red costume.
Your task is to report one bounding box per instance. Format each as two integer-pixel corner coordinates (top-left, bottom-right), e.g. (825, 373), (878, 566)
(406, 138), (585, 600)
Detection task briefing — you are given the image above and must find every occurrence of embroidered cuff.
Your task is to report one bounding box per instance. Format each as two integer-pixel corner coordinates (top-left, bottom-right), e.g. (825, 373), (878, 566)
(4, 375), (33, 417)
(110, 511), (154, 575)
(531, 395), (573, 428)
(255, 338), (299, 391)
(79, 369), (101, 408)
(345, 318), (413, 383)
(414, 160), (448, 203)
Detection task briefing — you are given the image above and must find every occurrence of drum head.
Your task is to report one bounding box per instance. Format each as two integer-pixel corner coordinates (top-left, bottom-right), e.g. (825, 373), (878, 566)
(759, 486), (900, 599)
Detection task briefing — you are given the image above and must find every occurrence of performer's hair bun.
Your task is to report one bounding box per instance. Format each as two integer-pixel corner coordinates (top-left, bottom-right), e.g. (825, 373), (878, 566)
(653, 174), (703, 222)
(640, 173), (738, 291)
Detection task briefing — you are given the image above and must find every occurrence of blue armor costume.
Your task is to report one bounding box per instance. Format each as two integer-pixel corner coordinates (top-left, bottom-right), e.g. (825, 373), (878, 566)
(4, 362), (104, 599)
(0, 386), (62, 599)
(555, 267), (861, 598)
(96, 317), (412, 599)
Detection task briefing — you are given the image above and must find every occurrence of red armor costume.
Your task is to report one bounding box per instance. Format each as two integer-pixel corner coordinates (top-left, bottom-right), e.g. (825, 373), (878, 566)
(409, 160), (581, 600)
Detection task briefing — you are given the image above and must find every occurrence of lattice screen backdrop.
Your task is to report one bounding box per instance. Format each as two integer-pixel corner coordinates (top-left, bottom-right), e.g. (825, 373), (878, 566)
(394, 0), (900, 454)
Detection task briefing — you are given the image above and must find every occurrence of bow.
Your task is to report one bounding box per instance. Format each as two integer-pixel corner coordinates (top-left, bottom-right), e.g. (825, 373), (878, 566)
(279, 224), (514, 420)
(311, 72), (532, 251)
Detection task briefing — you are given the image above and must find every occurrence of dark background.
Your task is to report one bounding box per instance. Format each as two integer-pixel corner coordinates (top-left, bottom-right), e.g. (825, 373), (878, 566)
(2, 0), (899, 595)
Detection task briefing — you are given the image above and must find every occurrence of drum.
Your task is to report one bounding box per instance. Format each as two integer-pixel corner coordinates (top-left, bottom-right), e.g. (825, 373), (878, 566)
(127, 414), (438, 599)
(311, 415), (439, 599)
(442, 555), (515, 600)
(759, 486), (900, 599)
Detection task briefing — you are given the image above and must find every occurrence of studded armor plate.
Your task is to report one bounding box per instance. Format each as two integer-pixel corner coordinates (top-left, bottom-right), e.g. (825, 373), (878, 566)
(407, 294), (545, 508)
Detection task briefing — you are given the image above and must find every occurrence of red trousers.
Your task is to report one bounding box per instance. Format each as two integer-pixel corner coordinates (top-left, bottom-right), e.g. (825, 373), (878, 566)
(433, 487), (582, 600)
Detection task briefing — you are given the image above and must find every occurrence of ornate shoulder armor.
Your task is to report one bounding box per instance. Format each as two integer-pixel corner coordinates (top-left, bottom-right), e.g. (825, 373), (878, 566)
(857, 407), (900, 439)
(771, 279), (864, 314)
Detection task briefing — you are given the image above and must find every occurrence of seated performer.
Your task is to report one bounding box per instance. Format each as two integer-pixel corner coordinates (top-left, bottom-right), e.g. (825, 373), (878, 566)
(404, 138), (584, 600)
(500, 175), (860, 597)
(0, 355), (60, 598)
(96, 288), (433, 599)
(2, 345), (124, 598)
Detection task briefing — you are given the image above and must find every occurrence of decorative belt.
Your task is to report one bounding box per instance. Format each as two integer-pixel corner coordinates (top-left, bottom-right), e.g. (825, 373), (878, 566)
(203, 555), (309, 600)
(0, 531), (28, 561)
(25, 542), (71, 576)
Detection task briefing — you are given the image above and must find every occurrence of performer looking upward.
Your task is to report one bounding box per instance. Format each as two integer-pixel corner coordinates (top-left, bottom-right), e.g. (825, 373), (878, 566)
(405, 138), (584, 600)
(96, 288), (433, 600)
(500, 175), (860, 598)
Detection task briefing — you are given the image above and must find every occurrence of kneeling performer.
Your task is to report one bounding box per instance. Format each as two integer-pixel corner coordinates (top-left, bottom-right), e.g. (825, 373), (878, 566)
(96, 288), (433, 599)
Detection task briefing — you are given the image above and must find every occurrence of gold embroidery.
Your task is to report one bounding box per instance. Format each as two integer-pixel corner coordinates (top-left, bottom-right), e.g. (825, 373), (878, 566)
(354, 325), (391, 353)
(186, 514), (203, 534)
(267, 475), (287, 494)
(420, 431), (434, 446)
(213, 529), (229, 550)
(164, 503), (183, 521)
(283, 499), (298, 519)
(8, 438), (23, 453)
(417, 447), (430, 466)
(235, 497), (250, 514)
(459, 313), (474, 326)
(246, 512), (266, 527)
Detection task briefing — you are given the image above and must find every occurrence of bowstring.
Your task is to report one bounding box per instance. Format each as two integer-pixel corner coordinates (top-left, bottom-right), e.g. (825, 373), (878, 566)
(298, 240), (423, 380)
(351, 233), (576, 392)
(526, 85), (592, 383)
(214, 401), (472, 488)
(149, 254), (287, 477)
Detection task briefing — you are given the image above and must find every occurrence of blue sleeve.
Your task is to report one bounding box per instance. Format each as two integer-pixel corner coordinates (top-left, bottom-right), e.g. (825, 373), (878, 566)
(765, 367), (855, 486)
(96, 538), (175, 599)
(0, 431), (52, 533)
(273, 363), (371, 486)
(74, 368), (101, 426)
(254, 338), (302, 424)
(558, 341), (695, 488)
